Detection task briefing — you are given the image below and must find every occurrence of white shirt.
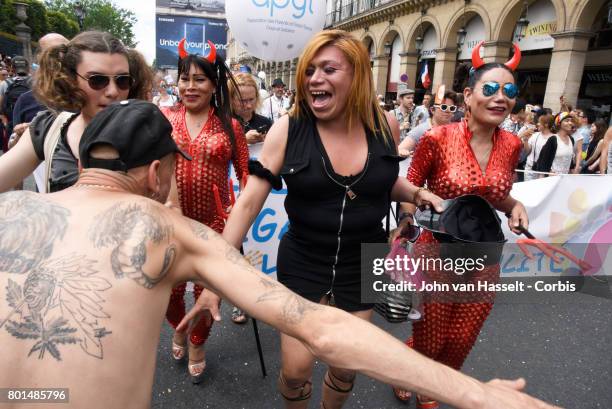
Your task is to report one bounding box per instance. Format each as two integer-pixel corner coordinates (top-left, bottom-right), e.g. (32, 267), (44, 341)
(524, 132), (554, 180)
(260, 95), (290, 123)
(551, 136), (574, 175)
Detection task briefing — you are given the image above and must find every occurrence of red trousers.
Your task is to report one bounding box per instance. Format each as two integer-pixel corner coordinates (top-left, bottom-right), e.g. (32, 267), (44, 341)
(166, 283), (213, 346)
(410, 302), (493, 370)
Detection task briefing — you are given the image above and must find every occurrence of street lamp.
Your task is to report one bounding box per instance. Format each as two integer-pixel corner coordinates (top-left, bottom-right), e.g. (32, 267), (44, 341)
(384, 41), (392, 56)
(415, 10), (426, 55)
(515, 0), (530, 41)
(457, 0), (470, 51)
(74, 1), (85, 31)
(457, 27), (467, 50)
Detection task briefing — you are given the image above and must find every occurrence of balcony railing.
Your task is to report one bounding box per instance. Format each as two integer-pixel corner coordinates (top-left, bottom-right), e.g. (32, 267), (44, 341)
(325, 0), (396, 27)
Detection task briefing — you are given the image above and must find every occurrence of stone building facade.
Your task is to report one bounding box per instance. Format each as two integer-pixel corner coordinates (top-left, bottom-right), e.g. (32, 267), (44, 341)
(227, 0), (612, 116)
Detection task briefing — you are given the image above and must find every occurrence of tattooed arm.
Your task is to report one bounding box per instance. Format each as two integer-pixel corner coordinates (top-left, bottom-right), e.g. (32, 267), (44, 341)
(171, 215), (558, 409)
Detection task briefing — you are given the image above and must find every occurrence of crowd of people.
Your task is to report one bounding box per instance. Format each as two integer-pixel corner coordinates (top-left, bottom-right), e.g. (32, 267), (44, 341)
(0, 26), (609, 409)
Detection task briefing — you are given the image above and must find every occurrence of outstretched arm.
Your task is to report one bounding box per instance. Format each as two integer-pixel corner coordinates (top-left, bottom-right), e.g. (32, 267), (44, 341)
(175, 216), (558, 409)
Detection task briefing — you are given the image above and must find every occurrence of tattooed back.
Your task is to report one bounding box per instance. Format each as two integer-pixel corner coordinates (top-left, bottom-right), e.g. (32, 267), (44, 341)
(0, 190), (186, 409)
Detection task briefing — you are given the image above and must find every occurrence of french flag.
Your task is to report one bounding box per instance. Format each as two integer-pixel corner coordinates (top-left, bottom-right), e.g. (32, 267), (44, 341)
(420, 63), (431, 89)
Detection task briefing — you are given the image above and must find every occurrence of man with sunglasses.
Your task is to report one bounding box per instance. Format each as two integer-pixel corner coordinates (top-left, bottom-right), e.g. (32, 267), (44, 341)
(398, 89), (460, 157)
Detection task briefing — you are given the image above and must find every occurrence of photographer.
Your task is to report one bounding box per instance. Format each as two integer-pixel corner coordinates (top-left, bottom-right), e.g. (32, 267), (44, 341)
(230, 72), (272, 145)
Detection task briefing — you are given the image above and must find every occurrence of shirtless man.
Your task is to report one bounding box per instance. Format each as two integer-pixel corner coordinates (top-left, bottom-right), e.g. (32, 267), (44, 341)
(0, 100), (558, 409)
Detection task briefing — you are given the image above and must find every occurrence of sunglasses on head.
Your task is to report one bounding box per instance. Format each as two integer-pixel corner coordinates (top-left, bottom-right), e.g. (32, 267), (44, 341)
(434, 104), (457, 113)
(482, 82), (519, 99)
(76, 72), (132, 91)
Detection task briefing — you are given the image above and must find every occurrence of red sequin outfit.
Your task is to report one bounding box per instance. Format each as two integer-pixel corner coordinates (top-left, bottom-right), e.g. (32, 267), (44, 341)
(406, 121), (521, 370)
(162, 104), (249, 345)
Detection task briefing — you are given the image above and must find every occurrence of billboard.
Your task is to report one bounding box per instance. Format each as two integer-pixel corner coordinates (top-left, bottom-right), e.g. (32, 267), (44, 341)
(156, 14), (227, 69)
(156, 0), (225, 13)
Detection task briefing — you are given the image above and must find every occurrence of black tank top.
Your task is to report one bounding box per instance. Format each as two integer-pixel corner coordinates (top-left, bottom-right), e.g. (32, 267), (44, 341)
(281, 112), (400, 254)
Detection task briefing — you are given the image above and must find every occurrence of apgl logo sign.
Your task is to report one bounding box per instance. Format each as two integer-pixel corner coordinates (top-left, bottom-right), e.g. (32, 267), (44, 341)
(252, 0), (314, 19)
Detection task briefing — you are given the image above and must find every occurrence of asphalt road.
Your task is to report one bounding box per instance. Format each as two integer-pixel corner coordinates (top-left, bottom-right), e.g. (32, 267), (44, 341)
(152, 289), (612, 409)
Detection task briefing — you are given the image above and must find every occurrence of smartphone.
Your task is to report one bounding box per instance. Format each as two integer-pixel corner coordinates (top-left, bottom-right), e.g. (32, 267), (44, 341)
(256, 124), (270, 134)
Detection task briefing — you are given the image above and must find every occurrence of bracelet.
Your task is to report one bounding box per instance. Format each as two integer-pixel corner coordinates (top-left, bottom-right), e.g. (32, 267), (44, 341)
(413, 186), (428, 203)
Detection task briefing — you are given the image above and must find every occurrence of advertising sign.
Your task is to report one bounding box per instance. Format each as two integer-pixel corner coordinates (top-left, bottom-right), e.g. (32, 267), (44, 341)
(513, 0), (557, 51)
(458, 16), (486, 61)
(156, 0), (225, 13)
(225, 0), (326, 61)
(420, 27), (437, 60)
(156, 14), (227, 69)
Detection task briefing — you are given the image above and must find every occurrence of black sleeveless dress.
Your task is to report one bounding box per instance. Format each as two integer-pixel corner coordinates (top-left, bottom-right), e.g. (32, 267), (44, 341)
(276, 113), (400, 311)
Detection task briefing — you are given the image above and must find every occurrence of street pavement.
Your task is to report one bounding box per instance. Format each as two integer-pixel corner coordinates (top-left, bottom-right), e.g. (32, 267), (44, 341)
(152, 290), (612, 409)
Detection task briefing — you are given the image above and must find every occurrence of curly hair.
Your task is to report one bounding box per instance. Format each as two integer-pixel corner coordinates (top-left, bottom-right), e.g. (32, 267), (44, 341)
(34, 31), (151, 111)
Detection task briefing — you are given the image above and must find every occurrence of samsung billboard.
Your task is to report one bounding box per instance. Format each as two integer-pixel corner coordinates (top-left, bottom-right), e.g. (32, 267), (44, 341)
(156, 14), (227, 69)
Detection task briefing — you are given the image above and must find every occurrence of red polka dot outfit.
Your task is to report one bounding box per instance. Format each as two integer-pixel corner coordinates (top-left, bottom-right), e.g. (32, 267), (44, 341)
(162, 104), (249, 346)
(406, 120), (521, 370)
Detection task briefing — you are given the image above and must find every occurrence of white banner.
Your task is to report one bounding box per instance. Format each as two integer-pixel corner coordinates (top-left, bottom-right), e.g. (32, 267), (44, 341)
(234, 149), (612, 278)
(512, 0), (556, 51)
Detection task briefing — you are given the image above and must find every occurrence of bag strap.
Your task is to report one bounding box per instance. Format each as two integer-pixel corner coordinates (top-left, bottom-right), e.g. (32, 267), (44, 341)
(43, 112), (73, 193)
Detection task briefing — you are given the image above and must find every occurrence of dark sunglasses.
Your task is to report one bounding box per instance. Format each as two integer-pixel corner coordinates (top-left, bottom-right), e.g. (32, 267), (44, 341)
(482, 82), (519, 99)
(399, 223), (421, 243)
(434, 104), (457, 113)
(76, 72), (132, 91)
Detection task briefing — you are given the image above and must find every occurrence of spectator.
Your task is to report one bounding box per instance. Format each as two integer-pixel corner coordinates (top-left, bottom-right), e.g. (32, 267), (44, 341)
(411, 91), (432, 128)
(398, 88), (459, 156)
(452, 93), (465, 122)
(534, 112), (576, 176)
(260, 78), (290, 123)
(152, 81), (177, 108)
(393, 88), (415, 141)
(1, 56), (32, 140)
(572, 109), (590, 172)
(523, 113), (555, 181)
(581, 119), (608, 174)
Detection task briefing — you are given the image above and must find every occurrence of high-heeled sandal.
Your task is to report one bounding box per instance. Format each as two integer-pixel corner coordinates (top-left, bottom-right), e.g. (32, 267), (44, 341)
(321, 369), (355, 409)
(188, 359), (206, 384)
(392, 386), (412, 404)
(416, 395), (439, 409)
(278, 374), (312, 403)
(171, 340), (186, 361)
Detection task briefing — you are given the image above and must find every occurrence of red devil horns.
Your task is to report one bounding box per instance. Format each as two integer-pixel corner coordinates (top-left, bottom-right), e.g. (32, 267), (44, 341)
(177, 38), (217, 64)
(178, 38), (188, 59)
(471, 41), (486, 70)
(471, 41), (522, 71)
(505, 43), (521, 71)
(204, 40), (217, 64)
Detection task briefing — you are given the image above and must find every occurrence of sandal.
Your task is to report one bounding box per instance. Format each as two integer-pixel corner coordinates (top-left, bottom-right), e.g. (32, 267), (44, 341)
(171, 333), (187, 361)
(231, 306), (248, 324)
(392, 386), (412, 403)
(188, 359), (206, 384)
(417, 395), (439, 409)
(278, 374), (312, 403)
(188, 342), (206, 384)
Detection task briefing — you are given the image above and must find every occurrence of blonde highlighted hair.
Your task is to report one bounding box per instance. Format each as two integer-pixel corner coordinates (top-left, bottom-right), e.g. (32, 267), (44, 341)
(228, 72), (262, 112)
(292, 30), (392, 142)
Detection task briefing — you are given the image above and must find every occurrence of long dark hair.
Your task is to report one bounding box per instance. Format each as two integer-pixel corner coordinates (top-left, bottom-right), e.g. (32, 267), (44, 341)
(178, 53), (237, 149)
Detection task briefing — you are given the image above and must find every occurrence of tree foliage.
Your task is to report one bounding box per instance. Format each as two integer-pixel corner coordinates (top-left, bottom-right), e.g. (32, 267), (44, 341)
(46, 10), (79, 39)
(45, 0), (136, 46)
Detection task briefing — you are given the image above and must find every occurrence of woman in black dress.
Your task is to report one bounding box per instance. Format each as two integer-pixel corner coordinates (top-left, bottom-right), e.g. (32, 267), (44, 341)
(220, 30), (443, 409)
